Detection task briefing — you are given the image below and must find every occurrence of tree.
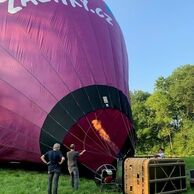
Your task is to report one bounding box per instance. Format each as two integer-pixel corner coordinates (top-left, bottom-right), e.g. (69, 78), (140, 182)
(145, 91), (173, 152)
(132, 64), (194, 156)
(167, 65), (194, 119)
(130, 90), (155, 154)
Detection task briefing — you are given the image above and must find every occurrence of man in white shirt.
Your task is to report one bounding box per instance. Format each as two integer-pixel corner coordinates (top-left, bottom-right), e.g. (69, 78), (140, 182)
(155, 148), (165, 159)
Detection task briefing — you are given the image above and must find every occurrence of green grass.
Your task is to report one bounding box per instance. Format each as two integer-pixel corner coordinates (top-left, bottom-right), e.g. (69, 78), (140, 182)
(0, 157), (194, 194)
(0, 168), (117, 194)
(182, 157), (194, 194)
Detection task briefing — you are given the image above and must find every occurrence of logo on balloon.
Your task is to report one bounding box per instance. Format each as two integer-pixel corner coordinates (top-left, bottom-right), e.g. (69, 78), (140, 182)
(0, 0), (113, 25)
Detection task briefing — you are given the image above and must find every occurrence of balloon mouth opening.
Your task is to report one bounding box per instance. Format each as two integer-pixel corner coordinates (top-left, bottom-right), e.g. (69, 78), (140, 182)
(62, 108), (134, 171)
(40, 85), (135, 171)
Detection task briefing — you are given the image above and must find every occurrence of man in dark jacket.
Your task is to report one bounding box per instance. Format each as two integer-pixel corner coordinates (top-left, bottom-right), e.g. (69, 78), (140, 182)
(66, 144), (86, 190)
(41, 143), (65, 194)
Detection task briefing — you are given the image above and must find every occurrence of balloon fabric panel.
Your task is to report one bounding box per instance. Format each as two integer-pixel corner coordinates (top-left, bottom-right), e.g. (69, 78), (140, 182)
(0, 0), (135, 171)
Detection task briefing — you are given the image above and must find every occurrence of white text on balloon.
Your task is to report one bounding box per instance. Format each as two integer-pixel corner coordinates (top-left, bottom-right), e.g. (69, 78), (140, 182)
(0, 0), (113, 25)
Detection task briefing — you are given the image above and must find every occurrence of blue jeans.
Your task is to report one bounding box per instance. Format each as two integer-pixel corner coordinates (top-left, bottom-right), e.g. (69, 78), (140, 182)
(48, 171), (60, 194)
(70, 168), (79, 190)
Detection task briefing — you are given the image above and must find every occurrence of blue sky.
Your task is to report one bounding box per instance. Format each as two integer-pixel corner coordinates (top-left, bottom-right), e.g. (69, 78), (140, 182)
(106, 0), (194, 93)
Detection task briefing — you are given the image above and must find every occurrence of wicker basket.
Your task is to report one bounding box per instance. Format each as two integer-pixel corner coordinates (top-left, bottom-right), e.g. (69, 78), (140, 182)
(124, 158), (187, 194)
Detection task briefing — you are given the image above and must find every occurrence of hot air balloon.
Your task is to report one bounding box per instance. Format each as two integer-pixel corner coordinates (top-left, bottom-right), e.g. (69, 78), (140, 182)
(0, 0), (135, 173)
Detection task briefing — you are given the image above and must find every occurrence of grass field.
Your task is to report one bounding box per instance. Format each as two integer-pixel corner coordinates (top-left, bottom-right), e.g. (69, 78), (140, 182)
(0, 157), (194, 194)
(182, 157), (194, 194)
(0, 166), (119, 194)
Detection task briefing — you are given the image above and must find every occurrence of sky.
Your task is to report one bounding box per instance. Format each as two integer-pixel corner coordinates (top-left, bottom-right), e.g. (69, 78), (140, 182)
(106, 0), (194, 93)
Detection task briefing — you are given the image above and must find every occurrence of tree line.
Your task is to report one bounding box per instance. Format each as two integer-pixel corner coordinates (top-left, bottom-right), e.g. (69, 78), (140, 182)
(130, 64), (194, 156)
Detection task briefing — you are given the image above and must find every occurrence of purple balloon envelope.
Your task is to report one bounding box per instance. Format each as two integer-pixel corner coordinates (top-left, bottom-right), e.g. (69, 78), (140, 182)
(0, 0), (135, 172)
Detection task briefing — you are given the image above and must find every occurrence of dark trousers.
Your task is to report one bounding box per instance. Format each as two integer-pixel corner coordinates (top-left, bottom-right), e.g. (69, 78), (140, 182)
(70, 168), (79, 190)
(48, 171), (60, 194)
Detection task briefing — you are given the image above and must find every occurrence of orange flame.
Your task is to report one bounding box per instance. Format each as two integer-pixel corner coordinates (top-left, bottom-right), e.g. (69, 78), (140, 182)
(91, 119), (119, 154)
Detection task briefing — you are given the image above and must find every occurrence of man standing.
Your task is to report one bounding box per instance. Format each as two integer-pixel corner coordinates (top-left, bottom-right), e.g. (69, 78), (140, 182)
(40, 143), (65, 194)
(66, 144), (86, 190)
